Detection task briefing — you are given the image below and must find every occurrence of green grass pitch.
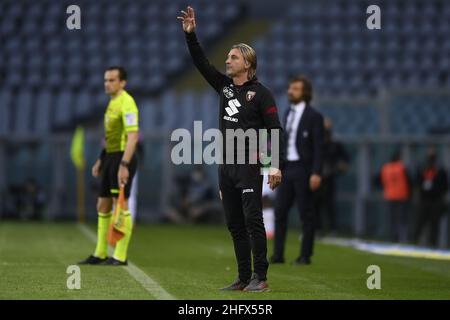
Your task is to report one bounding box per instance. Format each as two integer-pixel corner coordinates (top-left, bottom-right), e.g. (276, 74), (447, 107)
(0, 222), (449, 300)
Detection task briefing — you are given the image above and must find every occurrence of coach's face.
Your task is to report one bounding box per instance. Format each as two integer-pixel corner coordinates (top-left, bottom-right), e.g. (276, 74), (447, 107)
(225, 48), (247, 78)
(287, 80), (304, 104)
(104, 70), (125, 96)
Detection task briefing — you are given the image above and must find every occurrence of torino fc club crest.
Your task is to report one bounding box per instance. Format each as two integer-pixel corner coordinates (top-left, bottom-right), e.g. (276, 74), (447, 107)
(246, 91), (256, 101)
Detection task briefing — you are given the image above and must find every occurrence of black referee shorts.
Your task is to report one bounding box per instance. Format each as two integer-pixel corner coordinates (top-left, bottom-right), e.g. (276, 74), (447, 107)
(99, 152), (137, 199)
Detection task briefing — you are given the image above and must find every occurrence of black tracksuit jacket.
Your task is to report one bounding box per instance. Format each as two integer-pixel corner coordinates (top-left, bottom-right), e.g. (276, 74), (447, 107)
(185, 32), (285, 169)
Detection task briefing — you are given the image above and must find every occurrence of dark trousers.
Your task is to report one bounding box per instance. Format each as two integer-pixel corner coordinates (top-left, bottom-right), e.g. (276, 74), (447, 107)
(273, 161), (315, 260)
(219, 164), (268, 282)
(387, 200), (409, 243)
(314, 177), (336, 232)
(414, 199), (445, 247)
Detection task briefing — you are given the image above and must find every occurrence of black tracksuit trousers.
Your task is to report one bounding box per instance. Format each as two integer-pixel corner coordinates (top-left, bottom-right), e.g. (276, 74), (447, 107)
(219, 163), (268, 282)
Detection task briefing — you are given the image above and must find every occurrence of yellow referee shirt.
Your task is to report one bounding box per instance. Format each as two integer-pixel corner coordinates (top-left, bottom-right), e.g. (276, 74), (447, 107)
(104, 90), (139, 153)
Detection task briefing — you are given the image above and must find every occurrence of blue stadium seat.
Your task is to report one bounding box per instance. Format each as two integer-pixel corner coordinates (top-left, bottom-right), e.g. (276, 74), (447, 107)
(8, 53), (24, 69)
(198, 92), (218, 130)
(73, 91), (91, 119)
(139, 99), (157, 131)
(160, 92), (178, 130)
(53, 90), (74, 128)
(34, 91), (52, 133)
(5, 71), (22, 88)
(148, 74), (164, 92)
(27, 70), (42, 88)
(0, 91), (12, 135)
(178, 92), (197, 130)
(95, 93), (108, 110)
(14, 90), (33, 134)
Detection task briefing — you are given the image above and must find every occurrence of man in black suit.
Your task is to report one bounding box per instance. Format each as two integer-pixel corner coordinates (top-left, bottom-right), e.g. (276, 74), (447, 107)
(270, 76), (324, 265)
(414, 147), (448, 247)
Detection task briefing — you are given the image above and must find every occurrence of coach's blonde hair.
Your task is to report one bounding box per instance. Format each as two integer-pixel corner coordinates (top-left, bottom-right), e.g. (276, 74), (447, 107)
(231, 43), (257, 80)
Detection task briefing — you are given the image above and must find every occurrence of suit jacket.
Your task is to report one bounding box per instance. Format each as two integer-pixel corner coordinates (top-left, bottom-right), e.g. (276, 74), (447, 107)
(283, 104), (324, 175)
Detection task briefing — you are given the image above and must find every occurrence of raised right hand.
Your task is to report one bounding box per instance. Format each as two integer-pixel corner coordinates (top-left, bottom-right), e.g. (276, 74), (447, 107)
(177, 6), (196, 33)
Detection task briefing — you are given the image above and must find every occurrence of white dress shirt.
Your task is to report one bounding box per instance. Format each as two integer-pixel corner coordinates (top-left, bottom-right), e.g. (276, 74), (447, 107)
(286, 101), (306, 161)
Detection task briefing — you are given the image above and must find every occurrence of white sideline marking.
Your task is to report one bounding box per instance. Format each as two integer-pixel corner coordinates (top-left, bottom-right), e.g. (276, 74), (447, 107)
(321, 237), (450, 261)
(77, 224), (176, 300)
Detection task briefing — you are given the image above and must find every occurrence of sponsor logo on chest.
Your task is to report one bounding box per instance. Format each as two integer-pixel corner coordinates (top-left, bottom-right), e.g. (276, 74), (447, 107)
(222, 87), (257, 123)
(224, 94), (241, 122)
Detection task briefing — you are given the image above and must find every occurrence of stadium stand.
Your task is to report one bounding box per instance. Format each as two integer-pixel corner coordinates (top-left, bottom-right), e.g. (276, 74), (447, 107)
(0, 0), (244, 133)
(1, 0), (449, 136)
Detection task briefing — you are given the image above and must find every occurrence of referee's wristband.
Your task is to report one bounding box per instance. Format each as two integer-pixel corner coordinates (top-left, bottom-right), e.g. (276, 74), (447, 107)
(98, 148), (106, 160)
(120, 160), (130, 168)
